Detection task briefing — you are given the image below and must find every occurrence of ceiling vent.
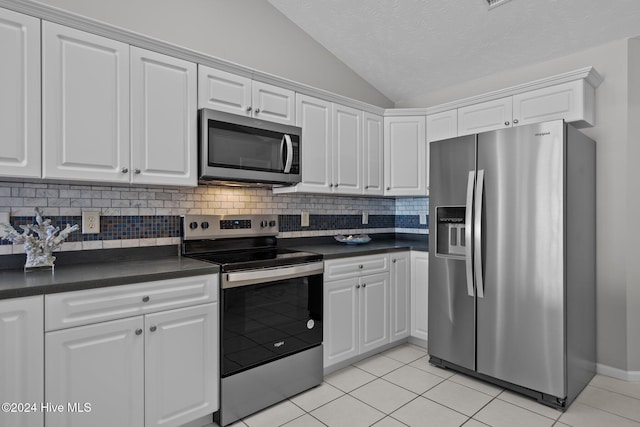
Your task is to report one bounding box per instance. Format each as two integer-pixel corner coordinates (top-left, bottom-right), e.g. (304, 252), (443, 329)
(486, 0), (512, 9)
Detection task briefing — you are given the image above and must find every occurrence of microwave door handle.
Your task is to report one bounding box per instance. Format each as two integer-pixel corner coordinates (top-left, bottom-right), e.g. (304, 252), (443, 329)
(283, 134), (293, 173)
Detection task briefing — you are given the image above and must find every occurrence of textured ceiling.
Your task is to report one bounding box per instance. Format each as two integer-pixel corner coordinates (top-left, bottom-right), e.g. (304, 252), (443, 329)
(267, 0), (640, 105)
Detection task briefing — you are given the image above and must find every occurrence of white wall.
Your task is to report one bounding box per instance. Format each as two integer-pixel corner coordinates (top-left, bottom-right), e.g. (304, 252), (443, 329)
(401, 39), (638, 376)
(35, 0), (393, 108)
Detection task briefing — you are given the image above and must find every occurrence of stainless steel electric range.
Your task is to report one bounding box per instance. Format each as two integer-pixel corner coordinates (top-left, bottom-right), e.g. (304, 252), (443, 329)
(181, 214), (324, 426)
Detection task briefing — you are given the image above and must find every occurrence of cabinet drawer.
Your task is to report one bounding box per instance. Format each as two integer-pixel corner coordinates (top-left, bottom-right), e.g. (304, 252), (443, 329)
(324, 254), (388, 281)
(45, 274), (218, 331)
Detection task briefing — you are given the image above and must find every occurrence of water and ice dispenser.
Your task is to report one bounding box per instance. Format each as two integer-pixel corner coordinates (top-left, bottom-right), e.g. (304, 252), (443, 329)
(436, 206), (467, 258)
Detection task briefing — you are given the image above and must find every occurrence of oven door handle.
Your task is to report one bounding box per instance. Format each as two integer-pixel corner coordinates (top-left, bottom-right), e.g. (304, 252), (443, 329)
(223, 262), (324, 289)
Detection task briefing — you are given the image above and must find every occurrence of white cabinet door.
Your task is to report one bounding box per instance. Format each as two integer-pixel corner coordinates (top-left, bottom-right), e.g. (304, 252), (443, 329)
(458, 96), (513, 136)
(384, 116), (427, 196)
(130, 47), (197, 187)
(145, 303), (218, 427)
(197, 65), (251, 116)
(363, 112), (384, 195)
(410, 251), (429, 342)
(332, 104), (362, 194)
(359, 272), (389, 353)
(513, 80), (595, 127)
(287, 94), (333, 193)
(0, 9), (40, 179)
(426, 109), (457, 143)
(252, 81), (295, 126)
(42, 21), (130, 183)
(45, 316), (144, 427)
(323, 278), (358, 367)
(390, 252), (411, 342)
(0, 296), (43, 427)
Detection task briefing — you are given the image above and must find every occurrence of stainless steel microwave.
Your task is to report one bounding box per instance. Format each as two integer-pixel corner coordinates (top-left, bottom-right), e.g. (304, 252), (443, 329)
(198, 109), (302, 186)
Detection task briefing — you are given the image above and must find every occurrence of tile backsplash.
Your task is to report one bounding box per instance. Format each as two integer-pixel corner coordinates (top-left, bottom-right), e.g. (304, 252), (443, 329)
(0, 181), (428, 254)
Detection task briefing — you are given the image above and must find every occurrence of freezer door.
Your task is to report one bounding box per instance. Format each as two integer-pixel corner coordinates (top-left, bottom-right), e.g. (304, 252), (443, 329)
(475, 120), (566, 398)
(428, 135), (476, 371)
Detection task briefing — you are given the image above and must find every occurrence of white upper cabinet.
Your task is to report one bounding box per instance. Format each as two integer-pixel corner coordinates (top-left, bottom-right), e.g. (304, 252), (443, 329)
(274, 95), (378, 196)
(288, 94), (333, 193)
(363, 112), (384, 195)
(0, 8), (41, 179)
(130, 47), (197, 186)
(457, 79), (596, 137)
(43, 21), (130, 183)
(332, 104), (362, 194)
(426, 109), (457, 143)
(198, 66), (251, 116)
(384, 116), (427, 196)
(458, 96), (513, 137)
(512, 80), (595, 128)
(251, 81), (295, 125)
(198, 65), (295, 125)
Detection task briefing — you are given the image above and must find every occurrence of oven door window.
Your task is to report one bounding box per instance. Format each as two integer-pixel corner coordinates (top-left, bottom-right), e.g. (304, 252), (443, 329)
(221, 273), (322, 377)
(208, 120), (300, 174)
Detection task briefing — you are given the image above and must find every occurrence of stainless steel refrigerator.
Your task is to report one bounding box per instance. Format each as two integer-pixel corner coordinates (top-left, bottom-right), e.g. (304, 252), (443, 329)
(428, 119), (595, 409)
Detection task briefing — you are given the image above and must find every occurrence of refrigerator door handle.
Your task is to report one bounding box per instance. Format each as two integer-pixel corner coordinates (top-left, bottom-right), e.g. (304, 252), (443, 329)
(475, 169), (485, 298)
(465, 170), (475, 297)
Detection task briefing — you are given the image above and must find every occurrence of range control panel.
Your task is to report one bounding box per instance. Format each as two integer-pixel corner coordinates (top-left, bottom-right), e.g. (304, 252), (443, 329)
(182, 214), (279, 240)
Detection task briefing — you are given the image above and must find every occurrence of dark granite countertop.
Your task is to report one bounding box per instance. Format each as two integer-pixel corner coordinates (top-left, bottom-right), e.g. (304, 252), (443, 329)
(280, 233), (428, 260)
(0, 246), (219, 300)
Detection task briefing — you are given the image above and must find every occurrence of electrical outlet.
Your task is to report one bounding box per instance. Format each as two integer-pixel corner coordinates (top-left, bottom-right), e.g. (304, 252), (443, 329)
(419, 211), (428, 225)
(301, 212), (309, 227)
(82, 211), (100, 234)
(362, 212), (369, 225)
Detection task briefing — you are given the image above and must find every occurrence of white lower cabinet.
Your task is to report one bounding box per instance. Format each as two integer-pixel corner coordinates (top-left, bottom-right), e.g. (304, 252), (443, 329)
(45, 275), (218, 427)
(45, 316), (145, 427)
(410, 251), (429, 342)
(145, 304), (217, 427)
(0, 296), (44, 427)
(390, 252), (411, 342)
(324, 273), (389, 368)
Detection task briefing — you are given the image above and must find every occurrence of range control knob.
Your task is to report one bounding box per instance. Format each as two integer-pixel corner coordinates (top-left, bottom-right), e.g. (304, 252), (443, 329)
(201, 221), (209, 230)
(260, 220), (268, 228)
(269, 220), (277, 227)
(189, 221), (198, 230)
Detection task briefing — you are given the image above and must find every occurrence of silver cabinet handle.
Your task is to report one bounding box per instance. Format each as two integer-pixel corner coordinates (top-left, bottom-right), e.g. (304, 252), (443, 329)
(135, 328), (142, 336)
(246, 106), (252, 112)
(134, 168), (141, 174)
(358, 265), (363, 269)
(142, 296), (150, 303)
(386, 187), (390, 191)
(150, 326), (157, 332)
(392, 259), (396, 263)
(255, 108), (261, 114)
(465, 170), (476, 297)
(362, 283), (366, 288)
(504, 121), (510, 126)
(121, 167), (129, 173)
(356, 284), (360, 289)
(513, 119), (519, 124)
(365, 185), (369, 189)
(474, 169), (485, 298)
(335, 184), (339, 188)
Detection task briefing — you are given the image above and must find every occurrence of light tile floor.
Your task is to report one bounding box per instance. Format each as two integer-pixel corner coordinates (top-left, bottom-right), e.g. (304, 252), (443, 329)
(220, 343), (640, 427)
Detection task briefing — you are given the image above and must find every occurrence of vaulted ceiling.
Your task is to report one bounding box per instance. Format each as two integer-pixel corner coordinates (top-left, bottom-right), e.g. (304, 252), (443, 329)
(268, 0), (640, 105)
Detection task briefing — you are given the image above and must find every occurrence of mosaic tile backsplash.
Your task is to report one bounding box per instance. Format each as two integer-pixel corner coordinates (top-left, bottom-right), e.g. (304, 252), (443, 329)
(0, 181), (428, 254)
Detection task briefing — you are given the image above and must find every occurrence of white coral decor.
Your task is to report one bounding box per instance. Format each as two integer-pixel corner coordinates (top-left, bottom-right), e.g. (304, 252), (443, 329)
(0, 207), (79, 270)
